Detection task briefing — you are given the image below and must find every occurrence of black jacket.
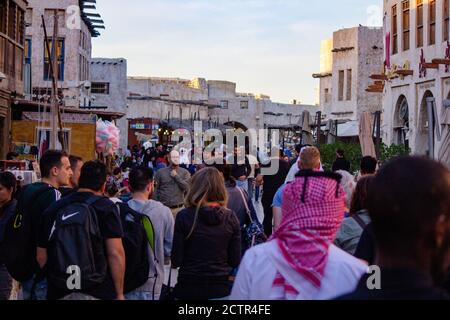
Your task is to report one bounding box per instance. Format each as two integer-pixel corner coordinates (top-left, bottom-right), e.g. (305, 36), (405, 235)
(171, 206), (241, 278)
(337, 268), (450, 300)
(332, 158), (351, 172)
(261, 158), (290, 199)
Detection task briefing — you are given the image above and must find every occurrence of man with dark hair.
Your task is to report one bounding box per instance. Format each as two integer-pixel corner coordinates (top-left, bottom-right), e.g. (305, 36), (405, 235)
(68, 155), (83, 188)
(16, 150), (72, 300)
(360, 156), (377, 176)
(37, 160), (125, 300)
(259, 149), (290, 237)
(59, 155), (83, 197)
(125, 166), (174, 300)
(338, 157), (450, 300)
(332, 148), (351, 172)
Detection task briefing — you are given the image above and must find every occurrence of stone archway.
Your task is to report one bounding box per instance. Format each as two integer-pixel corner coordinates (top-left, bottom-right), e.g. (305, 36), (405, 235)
(393, 95), (409, 148)
(416, 90), (434, 155)
(223, 121), (248, 131)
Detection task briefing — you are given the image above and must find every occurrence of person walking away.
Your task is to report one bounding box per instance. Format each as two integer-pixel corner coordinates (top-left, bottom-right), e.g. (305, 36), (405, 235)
(171, 167), (241, 300)
(272, 147), (321, 232)
(126, 167), (174, 300)
(358, 156), (377, 178)
(337, 157), (450, 300)
(220, 164), (259, 255)
(334, 176), (374, 255)
(37, 161), (125, 300)
(154, 150), (191, 219)
(59, 155), (83, 197)
(334, 170), (357, 216)
(246, 152), (259, 201)
(0, 172), (17, 300)
(259, 149), (290, 237)
(5, 150), (72, 300)
(230, 169), (367, 300)
(332, 149), (351, 172)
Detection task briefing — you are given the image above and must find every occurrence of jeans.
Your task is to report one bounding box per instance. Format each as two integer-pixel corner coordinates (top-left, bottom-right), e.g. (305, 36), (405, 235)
(247, 178), (254, 201)
(21, 275), (47, 300)
(255, 186), (260, 202)
(125, 291), (159, 300)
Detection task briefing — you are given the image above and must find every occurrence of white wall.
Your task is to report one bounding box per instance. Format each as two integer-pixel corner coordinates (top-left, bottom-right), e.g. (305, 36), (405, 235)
(383, 0), (450, 161)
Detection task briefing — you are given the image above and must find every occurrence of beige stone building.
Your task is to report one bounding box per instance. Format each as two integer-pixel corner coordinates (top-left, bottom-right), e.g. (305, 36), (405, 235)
(24, 0), (103, 108)
(314, 26), (384, 137)
(126, 76), (318, 147)
(383, 0), (450, 164)
(0, 0), (27, 159)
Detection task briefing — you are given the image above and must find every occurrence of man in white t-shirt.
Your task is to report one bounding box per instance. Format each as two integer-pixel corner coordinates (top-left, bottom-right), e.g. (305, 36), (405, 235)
(231, 169), (367, 300)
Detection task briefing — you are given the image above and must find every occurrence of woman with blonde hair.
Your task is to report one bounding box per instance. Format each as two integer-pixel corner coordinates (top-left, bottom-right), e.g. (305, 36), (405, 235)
(171, 167), (241, 300)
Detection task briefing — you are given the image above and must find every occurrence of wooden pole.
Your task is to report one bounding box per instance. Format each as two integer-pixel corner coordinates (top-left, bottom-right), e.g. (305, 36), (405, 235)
(42, 13), (65, 151)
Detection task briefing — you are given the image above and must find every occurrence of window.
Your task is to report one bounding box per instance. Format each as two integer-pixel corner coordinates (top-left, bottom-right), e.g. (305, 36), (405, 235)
(417, 0), (424, 47)
(324, 88), (330, 103)
(91, 82), (110, 94)
(429, 0), (436, 45)
(8, 0), (16, 40)
(444, 0), (449, 42)
(392, 5), (398, 54)
(44, 38), (65, 81)
(0, 37), (4, 72)
(0, 1), (6, 34)
(24, 39), (31, 64)
(220, 100), (229, 109)
(346, 69), (352, 101)
(25, 8), (32, 26)
(17, 6), (24, 44)
(44, 9), (65, 29)
(338, 70), (344, 101)
(240, 101), (249, 109)
(402, 1), (410, 51)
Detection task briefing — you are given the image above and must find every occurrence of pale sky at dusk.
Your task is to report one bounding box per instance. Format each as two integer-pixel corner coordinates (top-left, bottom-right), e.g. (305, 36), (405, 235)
(92, 0), (383, 105)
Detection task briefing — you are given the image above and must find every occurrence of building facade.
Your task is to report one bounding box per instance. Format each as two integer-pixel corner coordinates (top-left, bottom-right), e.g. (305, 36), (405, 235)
(314, 26), (384, 136)
(0, 0), (27, 159)
(126, 76), (317, 147)
(383, 0), (450, 163)
(25, 0), (103, 108)
(90, 58), (127, 149)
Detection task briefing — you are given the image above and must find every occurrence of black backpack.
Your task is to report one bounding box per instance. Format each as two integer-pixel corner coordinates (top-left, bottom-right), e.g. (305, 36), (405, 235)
(46, 195), (108, 291)
(116, 202), (157, 294)
(2, 184), (54, 282)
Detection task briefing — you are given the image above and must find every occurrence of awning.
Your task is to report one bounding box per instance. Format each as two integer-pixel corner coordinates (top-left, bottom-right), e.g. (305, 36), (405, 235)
(337, 120), (359, 137)
(359, 112), (376, 158)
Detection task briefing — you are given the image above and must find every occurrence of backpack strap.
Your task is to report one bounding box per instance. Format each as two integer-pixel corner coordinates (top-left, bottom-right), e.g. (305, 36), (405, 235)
(85, 195), (105, 206)
(236, 187), (253, 223)
(18, 184), (55, 210)
(117, 202), (156, 254)
(353, 214), (368, 230)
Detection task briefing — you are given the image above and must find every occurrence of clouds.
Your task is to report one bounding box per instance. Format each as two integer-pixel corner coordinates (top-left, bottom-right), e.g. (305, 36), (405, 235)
(92, 0), (381, 104)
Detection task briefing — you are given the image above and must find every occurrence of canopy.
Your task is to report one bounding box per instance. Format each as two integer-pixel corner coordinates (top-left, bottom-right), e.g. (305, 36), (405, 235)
(359, 112), (377, 158)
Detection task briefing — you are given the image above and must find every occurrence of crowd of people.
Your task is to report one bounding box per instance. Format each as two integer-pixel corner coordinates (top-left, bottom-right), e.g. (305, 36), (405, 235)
(0, 143), (449, 300)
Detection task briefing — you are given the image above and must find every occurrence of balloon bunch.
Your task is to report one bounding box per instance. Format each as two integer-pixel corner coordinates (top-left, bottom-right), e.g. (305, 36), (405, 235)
(96, 119), (120, 156)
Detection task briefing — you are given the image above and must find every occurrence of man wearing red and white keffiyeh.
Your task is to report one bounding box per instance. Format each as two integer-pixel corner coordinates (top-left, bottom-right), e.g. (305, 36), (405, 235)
(271, 171), (347, 299)
(230, 148), (367, 300)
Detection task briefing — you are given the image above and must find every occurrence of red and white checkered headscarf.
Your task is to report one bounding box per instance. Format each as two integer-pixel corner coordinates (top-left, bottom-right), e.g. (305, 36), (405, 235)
(271, 171), (346, 298)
